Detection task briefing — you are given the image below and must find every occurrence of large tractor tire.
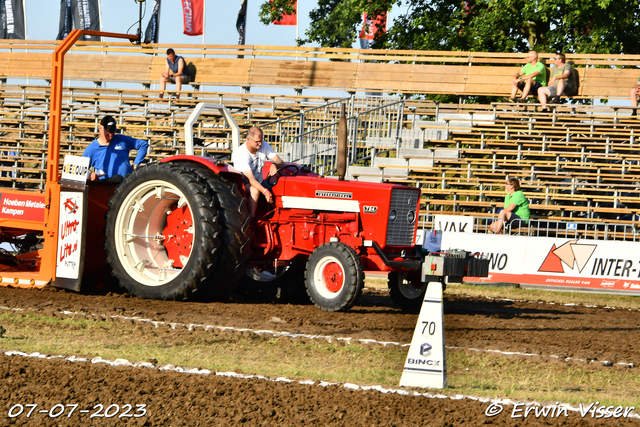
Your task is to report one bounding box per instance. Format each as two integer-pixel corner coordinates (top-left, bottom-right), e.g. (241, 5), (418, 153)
(104, 163), (221, 300)
(388, 271), (427, 312)
(305, 242), (364, 312)
(174, 162), (253, 296)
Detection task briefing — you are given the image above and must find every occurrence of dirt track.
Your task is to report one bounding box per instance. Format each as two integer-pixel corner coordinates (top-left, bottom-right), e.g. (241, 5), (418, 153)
(1, 285), (640, 426)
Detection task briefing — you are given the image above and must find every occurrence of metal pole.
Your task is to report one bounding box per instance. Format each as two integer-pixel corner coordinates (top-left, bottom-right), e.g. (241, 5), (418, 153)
(202, 0), (206, 45)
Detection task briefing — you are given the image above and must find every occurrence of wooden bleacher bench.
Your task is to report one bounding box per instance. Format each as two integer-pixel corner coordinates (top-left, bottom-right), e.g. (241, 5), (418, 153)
(0, 41), (638, 99)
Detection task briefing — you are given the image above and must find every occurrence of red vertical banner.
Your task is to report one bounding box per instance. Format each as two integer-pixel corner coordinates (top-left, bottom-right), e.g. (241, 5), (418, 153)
(181, 0), (204, 36)
(272, 0), (297, 25)
(359, 11), (387, 40)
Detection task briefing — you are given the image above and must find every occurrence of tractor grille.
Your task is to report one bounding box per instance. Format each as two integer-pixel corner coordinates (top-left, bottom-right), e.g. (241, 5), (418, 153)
(386, 188), (419, 246)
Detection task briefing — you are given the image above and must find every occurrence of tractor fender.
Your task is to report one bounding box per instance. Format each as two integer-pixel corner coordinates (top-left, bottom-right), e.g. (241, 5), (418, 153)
(161, 155), (245, 189)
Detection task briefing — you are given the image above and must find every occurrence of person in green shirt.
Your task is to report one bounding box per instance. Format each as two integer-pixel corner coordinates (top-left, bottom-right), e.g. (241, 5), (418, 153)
(490, 177), (530, 234)
(508, 51), (547, 103)
(630, 78), (640, 116)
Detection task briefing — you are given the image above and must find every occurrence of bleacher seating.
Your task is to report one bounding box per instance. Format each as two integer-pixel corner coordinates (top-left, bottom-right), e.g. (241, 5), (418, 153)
(2, 40), (640, 230)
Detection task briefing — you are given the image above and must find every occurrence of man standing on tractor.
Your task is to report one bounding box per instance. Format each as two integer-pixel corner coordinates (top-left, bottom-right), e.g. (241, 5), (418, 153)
(232, 127), (284, 217)
(83, 115), (149, 183)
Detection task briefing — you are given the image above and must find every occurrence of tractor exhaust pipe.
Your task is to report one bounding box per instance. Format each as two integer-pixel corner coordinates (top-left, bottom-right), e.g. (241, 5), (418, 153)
(337, 103), (347, 180)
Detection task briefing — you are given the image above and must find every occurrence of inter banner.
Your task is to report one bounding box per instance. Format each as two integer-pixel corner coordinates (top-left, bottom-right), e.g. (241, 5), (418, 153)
(71, 0), (101, 41)
(57, 0), (73, 40)
(144, 0), (161, 44)
(0, 0), (26, 39)
(181, 0), (203, 36)
(272, 0), (296, 25)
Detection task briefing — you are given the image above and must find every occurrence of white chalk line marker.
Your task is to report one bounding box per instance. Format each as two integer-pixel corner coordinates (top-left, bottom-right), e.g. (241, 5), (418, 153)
(1, 348), (637, 419)
(0, 305), (635, 368)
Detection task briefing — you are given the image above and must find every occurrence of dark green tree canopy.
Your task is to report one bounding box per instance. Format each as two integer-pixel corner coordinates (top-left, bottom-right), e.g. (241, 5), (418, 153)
(260, 0), (640, 54)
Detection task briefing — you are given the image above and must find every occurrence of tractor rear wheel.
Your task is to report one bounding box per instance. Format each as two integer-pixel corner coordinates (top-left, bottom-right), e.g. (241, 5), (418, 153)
(105, 163), (220, 300)
(305, 242), (364, 312)
(174, 162), (253, 297)
(388, 271), (427, 312)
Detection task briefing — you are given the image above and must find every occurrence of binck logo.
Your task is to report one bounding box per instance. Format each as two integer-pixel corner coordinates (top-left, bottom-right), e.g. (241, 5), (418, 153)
(407, 358), (441, 366)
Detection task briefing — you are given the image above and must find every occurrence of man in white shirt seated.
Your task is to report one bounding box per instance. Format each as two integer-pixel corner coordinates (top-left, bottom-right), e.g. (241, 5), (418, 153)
(232, 127), (284, 217)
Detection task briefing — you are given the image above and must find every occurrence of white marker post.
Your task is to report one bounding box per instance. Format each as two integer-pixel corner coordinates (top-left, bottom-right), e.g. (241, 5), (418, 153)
(399, 281), (447, 389)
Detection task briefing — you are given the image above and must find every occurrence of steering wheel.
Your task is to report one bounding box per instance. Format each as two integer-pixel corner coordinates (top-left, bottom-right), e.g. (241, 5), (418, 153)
(267, 164), (299, 186)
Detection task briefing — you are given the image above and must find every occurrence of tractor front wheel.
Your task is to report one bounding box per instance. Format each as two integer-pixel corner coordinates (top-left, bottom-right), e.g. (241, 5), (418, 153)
(305, 242), (364, 312)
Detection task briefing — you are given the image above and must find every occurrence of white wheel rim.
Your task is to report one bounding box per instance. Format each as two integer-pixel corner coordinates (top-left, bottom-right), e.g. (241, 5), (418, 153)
(312, 255), (345, 299)
(114, 180), (193, 287)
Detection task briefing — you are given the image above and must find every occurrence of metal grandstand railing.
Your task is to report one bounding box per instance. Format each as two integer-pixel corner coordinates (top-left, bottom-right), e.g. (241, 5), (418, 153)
(418, 214), (640, 242)
(250, 96), (405, 175)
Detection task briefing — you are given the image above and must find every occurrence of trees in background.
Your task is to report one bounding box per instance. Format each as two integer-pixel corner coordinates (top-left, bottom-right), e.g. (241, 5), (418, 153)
(260, 0), (640, 54)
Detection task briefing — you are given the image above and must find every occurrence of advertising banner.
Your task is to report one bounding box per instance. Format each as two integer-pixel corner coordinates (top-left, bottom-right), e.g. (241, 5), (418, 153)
(71, 0), (101, 41)
(0, 192), (46, 222)
(144, 0), (161, 44)
(181, 0), (203, 36)
(0, 0), (26, 39)
(56, 191), (84, 279)
(56, 0), (73, 40)
(61, 155), (90, 184)
(440, 232), (640, 293)
(434, 214), (474, 233)
(236, 0), (247, 44)
(359, 11), (386, 40)
(272, 0), (296, 25)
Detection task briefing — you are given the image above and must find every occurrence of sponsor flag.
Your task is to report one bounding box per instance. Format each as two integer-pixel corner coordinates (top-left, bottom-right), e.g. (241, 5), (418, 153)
(144, 0), (161, 44)
(181, 0), (204, 36)
(272, 0), (296, 25)
(57, 0), (73, 40)
(359, 11), (387, 41)
(236, 0), (247, 44)
(71, 0), (102, 41)
(0, 0), (26, 39)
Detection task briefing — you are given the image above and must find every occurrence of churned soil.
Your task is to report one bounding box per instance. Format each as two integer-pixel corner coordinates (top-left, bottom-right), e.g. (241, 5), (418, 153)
(1, 284), (639, 426)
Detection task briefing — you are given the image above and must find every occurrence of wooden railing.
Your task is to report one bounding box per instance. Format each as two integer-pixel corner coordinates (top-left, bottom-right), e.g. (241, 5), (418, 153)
(1, 40), (639, 98)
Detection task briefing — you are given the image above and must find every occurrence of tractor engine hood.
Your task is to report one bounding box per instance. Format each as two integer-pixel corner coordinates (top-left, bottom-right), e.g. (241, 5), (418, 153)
(274, 176), (421, 248)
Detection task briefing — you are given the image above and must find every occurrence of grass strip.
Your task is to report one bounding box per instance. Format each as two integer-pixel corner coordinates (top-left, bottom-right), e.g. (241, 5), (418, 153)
(446, 283), (640, 310)
(0, 311), (638, 408)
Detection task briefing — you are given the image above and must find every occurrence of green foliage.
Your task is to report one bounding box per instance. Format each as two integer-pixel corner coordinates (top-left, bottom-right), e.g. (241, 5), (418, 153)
(258, 0), (297, 23)
(261, 0), (640, 54)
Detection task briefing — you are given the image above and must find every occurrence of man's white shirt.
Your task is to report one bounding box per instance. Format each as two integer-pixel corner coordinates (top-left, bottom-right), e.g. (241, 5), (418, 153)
(232, 141), (277, 184)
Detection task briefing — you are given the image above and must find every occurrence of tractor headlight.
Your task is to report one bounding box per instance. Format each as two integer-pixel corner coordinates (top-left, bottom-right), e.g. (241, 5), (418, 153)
(407, 210), (415, 223)
(389, 209), (397, 222)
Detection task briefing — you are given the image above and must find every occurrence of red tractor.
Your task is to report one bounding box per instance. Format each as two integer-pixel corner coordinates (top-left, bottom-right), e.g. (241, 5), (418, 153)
(103, 154), (426, 311)
(0, 31), (486, 312)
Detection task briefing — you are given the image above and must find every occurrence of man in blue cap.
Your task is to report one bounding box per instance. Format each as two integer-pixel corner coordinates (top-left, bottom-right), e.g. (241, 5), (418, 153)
(83, 115), (149, 183)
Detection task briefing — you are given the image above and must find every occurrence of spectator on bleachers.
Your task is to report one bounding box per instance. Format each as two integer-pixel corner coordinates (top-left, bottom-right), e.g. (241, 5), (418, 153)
(630, 79), (640, 116)
(490, 177), (530, 234)
(538, 53), (576, 111)
(159, 48), (192, 100)
(232, 127), (284, 217)
(83, 115), (149, 183)
(508, 51), (547, 103)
